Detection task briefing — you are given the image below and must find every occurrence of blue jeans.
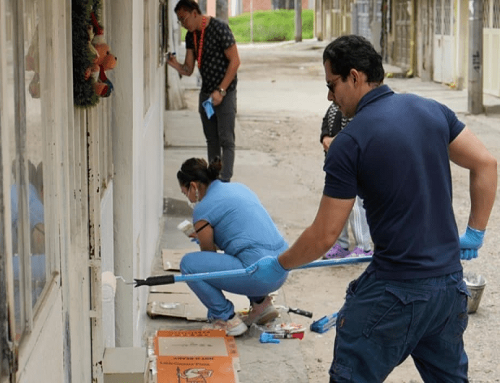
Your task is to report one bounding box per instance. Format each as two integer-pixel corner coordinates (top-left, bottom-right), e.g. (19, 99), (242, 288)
(199, 90), (237, 182)
(180, 246), (288, 321)
(330, 270), (469, 382)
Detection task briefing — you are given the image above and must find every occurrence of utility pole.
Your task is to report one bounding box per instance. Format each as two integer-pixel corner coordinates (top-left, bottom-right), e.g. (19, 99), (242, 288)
(294, 0), (302, 42)
(250, 0), (254, 43)
(468, 0), (483, 114)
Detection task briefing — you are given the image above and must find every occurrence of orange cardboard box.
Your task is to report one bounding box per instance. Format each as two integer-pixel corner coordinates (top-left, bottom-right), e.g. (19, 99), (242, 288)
(155, 329), (239, 383)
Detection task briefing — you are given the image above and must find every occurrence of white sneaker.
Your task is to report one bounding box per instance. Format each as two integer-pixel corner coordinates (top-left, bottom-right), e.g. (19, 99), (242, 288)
(203, 315), (248, 337)
(242, 296), (279, 326)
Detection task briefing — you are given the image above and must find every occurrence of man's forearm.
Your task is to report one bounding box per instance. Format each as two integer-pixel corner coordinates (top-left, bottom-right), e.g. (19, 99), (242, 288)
(468, 159), (497, 230)
(278, 225), (339, 270)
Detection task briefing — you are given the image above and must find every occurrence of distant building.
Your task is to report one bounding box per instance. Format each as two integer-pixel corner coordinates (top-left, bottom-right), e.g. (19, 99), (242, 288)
(204, 0), (313, 17)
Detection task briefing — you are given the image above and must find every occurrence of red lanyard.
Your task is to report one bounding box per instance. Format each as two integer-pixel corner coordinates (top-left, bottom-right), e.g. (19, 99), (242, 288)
(193, 16), (207, 69)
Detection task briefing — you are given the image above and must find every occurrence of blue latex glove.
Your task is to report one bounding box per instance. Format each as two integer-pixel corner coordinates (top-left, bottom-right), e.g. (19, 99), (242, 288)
(245, 256), (288, 282)
(459, 226), (485, 260)
(202, 97), (215, 119)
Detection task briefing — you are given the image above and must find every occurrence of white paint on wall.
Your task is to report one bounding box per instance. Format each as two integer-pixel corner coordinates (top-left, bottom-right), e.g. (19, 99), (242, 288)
(110, 0), (164, 348)
(101, 183), (116, 348)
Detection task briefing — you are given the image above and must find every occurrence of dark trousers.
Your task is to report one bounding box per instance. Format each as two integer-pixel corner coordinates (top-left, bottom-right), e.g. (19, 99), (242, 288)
(198, 90), (236, 182)
(330, 269), (469, 382)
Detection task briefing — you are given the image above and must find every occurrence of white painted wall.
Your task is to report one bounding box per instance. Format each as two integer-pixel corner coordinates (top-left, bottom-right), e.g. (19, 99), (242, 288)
(101, 184), (115, 348)
(109, 0), (164, 348)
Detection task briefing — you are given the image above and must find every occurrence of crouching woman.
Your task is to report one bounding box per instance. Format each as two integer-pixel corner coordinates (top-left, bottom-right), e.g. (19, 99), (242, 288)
(177, 157), (288, 336)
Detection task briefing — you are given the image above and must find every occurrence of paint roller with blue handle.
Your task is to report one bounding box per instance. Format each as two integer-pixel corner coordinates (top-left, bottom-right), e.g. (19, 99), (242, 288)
(133, 256), (372, 287)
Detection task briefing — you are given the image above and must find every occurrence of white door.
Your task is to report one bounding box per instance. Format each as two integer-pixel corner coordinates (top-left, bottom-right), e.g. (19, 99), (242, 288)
(433, 0), (455, 83)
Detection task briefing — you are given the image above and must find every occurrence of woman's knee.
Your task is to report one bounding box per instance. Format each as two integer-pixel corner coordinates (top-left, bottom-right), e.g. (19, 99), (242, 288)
(180, 252), (197, 274)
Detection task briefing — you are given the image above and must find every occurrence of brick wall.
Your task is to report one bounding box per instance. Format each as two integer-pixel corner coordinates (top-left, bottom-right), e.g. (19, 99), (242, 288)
(242, 0), (310, 13)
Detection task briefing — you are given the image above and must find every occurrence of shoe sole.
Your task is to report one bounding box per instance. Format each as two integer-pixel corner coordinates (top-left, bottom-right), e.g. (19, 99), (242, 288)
(255, 310), (279, 325)
(244, 308), (280, 326)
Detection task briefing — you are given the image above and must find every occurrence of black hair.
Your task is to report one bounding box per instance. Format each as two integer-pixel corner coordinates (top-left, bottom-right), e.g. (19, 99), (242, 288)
(177, 157), (222, 187)
(174, 0), (201, 14)
(323, 35), (384, 84)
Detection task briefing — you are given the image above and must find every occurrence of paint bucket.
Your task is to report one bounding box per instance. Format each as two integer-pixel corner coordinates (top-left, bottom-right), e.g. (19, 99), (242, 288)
(463, 272), (486, 314)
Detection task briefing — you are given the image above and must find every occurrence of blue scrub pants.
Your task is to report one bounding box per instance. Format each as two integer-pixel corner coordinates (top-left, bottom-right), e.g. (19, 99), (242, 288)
(330, 270), (469, 382)
(180, 247), (288, 321)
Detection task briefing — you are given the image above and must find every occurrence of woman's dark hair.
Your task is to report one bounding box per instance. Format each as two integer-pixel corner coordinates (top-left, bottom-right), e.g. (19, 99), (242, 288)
(177, 157), (222, 187)
(323, 35), (384, 84)
(174, 0), (201, 14)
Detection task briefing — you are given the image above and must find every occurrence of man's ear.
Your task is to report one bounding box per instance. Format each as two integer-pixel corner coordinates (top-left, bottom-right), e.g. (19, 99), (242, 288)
(350, 68), (368, 87)
(350, 68), (359, 84)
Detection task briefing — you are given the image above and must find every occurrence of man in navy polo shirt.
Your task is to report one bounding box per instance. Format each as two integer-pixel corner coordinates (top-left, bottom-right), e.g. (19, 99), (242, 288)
(248, 35), (497, 381)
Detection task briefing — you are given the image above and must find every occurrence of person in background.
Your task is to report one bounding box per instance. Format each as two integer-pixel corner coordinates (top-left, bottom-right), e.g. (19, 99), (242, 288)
(320, 102), (373, 258)
(168, 0), (240, 182)
(177, 157), (288, 336)
(248, 35), (497, 381)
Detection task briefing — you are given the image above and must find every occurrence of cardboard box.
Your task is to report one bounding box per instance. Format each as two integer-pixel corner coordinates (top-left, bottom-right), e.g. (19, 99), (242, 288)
(162, 248), (194, 271)
(147, 283), (250, 321)
(155, 330), (239, 383)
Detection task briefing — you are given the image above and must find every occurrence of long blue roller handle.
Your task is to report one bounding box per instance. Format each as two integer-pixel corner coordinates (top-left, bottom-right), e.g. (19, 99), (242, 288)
(133, 256), (372, 287)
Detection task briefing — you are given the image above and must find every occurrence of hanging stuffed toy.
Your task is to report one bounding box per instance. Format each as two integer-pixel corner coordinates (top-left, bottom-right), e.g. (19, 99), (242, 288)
(87, 11), (117, 97)
(72, 0), (115, 106)
(92, 42), (117, 97)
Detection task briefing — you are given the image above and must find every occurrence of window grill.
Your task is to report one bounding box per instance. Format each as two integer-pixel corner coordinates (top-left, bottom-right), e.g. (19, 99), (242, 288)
(483, 0), (491, 27)
(443, 0), (451, 35)
(435, 0), (442, 34)
(493, 0), (500, 28)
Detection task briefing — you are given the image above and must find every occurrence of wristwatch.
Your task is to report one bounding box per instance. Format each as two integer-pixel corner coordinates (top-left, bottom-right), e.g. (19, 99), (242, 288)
(218, 88), (226, 96)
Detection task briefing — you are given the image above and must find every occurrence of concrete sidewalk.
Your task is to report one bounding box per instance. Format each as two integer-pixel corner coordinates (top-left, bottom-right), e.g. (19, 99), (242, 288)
(148, 39), (500, 382)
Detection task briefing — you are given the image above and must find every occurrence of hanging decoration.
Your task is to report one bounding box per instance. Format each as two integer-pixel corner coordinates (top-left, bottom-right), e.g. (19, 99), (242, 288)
(72, 0), (117, 107)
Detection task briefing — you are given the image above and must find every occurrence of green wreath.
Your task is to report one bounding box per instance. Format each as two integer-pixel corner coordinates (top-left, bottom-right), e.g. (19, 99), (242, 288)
(72, 0), (102, 107)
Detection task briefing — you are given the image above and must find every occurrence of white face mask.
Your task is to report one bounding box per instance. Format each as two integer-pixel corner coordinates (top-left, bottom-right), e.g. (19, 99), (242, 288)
(186, 185), (200, 209)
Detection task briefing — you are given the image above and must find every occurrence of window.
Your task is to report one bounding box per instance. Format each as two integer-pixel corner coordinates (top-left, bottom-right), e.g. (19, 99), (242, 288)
(1, 0), (54, 337)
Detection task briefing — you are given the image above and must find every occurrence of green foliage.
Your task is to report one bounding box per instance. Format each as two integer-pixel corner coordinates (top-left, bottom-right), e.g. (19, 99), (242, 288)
(72, 0), (101, 108)
(180, 10), (314, 43)
(229, 10), (314, 43)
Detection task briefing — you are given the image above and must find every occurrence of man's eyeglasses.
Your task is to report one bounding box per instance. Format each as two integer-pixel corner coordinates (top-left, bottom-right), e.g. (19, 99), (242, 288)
(326, 76), (342, 94)
(177, 13), (191, 26)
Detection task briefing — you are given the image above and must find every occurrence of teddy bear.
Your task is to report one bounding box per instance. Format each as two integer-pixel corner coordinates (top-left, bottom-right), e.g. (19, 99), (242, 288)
(83, 12), (117, 97)
(92, 42), (117, 97)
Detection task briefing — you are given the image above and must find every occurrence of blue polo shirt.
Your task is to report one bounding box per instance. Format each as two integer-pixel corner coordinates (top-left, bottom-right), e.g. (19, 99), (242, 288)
(324, 85), (465, 279)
